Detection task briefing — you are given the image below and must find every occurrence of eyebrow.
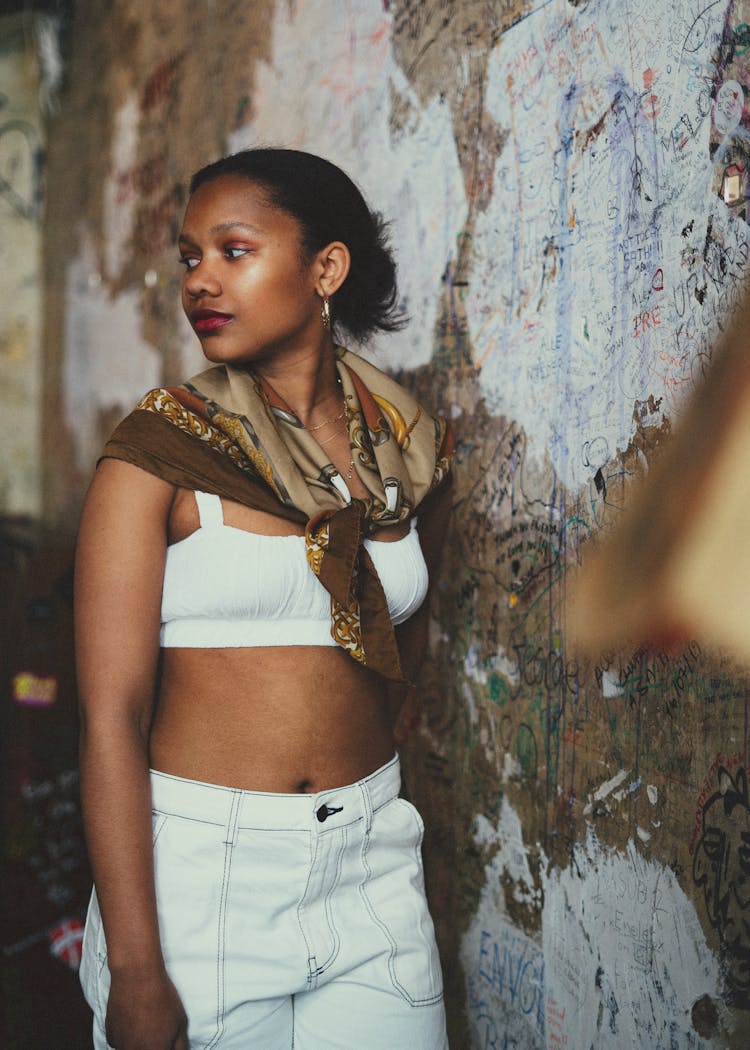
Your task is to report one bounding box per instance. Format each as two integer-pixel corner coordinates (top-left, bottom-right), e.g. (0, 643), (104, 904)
(178, 221), (266, 245)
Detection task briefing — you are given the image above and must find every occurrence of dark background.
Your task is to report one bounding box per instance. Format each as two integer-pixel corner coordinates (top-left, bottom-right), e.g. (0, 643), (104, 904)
(2, 522), (92, 1048)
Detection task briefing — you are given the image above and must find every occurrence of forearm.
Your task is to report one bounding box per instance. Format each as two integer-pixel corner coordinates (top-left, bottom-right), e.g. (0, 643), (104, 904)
(74, 461), (189, 1046)
(79, 712), (164, 975)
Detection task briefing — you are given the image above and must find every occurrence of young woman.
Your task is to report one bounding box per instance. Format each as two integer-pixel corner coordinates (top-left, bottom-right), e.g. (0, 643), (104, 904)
(76, 148), (453, 1050)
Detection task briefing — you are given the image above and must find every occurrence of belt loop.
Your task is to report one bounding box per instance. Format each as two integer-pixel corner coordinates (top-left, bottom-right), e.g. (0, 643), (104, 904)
(224, 790), (241, 847)
(359, 777), (374, 833)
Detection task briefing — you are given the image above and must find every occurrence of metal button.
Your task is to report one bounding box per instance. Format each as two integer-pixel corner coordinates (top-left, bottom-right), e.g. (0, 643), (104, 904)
(316, 803), (344, 823)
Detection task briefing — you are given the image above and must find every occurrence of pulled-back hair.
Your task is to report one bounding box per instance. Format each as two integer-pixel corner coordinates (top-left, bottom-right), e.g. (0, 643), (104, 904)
(189, 148), (406, 342)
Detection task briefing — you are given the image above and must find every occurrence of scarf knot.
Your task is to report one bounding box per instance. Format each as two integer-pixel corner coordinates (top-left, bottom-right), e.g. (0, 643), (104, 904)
(102, 348), (453, 681)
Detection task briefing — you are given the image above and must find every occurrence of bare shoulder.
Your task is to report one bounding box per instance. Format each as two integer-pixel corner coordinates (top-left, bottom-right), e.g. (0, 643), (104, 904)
(80, 457), (175, 521)
(75, 458), (176, 608)
(75, 460), (176, 712)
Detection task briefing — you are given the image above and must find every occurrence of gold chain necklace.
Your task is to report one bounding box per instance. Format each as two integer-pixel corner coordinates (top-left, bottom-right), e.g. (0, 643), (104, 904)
(299, 378), (354, 479)
(317, 420), (355, 479)
(306, 404), (347, 432)
(294, 375), (347, 432)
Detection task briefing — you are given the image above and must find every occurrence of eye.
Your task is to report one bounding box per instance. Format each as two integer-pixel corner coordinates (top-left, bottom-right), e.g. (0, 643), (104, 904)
(178, 255), (200, 270)
(225, 246), (251, 260)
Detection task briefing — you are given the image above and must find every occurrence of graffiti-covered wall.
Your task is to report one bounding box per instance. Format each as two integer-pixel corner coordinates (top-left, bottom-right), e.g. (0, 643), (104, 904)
(46, 1), (750, 1046)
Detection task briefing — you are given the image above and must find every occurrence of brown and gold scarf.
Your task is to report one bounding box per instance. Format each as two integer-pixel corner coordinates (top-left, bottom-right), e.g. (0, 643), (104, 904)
(102, 346), (454, 680)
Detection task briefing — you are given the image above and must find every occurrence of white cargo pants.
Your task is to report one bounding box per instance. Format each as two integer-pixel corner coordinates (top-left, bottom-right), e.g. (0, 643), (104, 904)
(80, 755), (448, 1049)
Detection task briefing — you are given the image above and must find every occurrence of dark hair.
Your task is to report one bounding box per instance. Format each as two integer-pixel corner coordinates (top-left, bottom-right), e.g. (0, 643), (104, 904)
(189, 148), (406, 342)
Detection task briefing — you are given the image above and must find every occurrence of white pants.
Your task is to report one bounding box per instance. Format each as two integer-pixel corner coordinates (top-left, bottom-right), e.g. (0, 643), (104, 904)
(80, 755), (448, 1049)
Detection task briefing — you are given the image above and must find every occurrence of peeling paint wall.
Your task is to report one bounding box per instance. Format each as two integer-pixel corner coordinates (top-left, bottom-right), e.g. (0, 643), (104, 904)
(1, 15), (45, 516)
(46, 1), (750, 1046)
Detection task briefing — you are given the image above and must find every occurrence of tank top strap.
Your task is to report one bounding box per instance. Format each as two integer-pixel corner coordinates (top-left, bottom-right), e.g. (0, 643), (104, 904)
(194, 490), (224, 528)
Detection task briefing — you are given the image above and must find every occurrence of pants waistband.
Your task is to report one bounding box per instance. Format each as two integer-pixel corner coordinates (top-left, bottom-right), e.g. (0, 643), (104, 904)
(149, 753), (401, 832)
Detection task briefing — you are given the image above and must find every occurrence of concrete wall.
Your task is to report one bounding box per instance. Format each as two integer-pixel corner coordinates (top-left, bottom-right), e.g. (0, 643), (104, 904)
(44, 1), (750, 1045)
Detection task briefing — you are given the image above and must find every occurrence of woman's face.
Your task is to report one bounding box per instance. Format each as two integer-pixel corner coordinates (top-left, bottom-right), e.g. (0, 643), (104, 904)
(178, 175), (322, 367)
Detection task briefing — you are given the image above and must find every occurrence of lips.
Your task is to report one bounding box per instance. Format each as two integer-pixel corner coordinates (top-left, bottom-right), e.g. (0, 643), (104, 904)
(190, 309), (233, 333)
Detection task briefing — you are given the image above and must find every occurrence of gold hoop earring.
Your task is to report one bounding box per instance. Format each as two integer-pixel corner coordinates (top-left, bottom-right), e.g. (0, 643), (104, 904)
(321, 295), (331, 330)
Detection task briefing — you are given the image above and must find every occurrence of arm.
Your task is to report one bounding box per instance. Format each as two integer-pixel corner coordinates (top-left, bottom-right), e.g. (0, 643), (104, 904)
(75, 458), (187, 1050)
(389, 477), (454, 727)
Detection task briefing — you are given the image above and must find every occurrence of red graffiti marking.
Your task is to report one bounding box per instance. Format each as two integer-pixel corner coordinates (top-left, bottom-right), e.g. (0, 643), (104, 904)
(640, 69), (661, 118)
(141, 57), (180, 112)
(643, 93), (660, 119)
(633, 305), (662, 337)
(115, 151), (169, 205)
(651, 268), (664, 292)
(547, 997), (568, 1048)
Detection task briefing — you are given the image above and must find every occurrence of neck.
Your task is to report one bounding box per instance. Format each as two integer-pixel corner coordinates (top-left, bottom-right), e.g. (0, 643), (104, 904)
(251, 336), (342, 422)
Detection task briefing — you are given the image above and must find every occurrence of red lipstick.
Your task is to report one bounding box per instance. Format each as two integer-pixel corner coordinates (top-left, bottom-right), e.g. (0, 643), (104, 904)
(191, 309), (233, 333)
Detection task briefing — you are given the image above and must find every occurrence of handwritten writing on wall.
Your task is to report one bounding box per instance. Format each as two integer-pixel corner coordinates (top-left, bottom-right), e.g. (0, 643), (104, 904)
(51, 0), (750, 1045)
(693, 763), (750, 1007)
(389, 0), (750, 1043)
(464, 0), (748, 490)
(463, 805), (722, 1049)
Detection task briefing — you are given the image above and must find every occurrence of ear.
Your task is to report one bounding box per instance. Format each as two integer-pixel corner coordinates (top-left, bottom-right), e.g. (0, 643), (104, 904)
(314, 241), (351, 298)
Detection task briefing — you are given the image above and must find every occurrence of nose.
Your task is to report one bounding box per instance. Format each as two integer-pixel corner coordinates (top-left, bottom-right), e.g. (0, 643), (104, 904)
(183, 260), (221, 300)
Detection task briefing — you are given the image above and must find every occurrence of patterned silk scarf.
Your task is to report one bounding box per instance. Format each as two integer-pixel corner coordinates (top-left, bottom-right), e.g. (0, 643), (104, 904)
(102, 347), (454, 680)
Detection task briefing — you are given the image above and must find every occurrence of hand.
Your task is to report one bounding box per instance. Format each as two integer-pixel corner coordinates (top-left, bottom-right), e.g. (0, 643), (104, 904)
(105, 967), (188, 1050)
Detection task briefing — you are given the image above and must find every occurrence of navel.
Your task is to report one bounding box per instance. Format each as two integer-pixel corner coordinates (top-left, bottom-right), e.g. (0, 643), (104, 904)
(296, 779), (313, 794)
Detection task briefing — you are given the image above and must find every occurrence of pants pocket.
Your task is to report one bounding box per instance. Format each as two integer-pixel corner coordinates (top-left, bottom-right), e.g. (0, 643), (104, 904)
(151, 810), (168, 847)
(360, 797), (444, 1006)
(151, 812), (227, 1049)
(79, 888), (111, 1022)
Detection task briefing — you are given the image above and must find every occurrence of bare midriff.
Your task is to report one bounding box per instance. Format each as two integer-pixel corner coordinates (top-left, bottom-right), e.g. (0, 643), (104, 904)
(149, 488), (405, 793)
(149, 645), (395, 793)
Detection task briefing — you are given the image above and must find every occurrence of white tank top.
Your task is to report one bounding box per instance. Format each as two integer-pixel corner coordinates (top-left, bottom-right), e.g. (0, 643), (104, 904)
(160, 491), (429, 648)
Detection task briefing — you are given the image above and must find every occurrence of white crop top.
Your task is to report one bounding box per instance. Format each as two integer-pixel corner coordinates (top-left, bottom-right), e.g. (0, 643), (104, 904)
(160, 491), (429, 648)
